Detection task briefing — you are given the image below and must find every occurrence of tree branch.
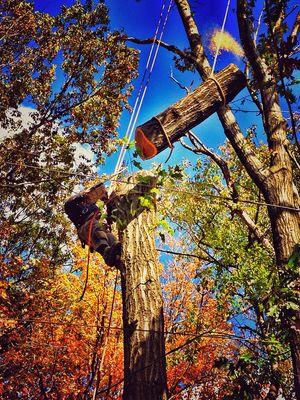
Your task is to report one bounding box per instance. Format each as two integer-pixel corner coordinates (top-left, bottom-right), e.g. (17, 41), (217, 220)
(237, 0), (292, 171)
(265, 1), (300, 152)
(254, 4), (265, 45)
(174, 0), (267, 188)
(237, 0), (268, 83)
(169, 67), (190, 93)
(181, 131), (273, 251)
(287, 11), (300, 49)
(124, 35), (195, 64)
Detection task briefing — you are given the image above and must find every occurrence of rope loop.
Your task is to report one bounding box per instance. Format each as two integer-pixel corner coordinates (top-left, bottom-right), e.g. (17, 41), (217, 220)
(207, 76), (226, 107)
(153, 116), (174, 150)
(78, 210), (98, 302)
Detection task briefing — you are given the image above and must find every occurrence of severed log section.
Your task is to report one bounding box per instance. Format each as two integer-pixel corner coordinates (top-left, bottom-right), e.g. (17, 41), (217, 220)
(135, 63), (247, 160)
(109, 171), (168, 400)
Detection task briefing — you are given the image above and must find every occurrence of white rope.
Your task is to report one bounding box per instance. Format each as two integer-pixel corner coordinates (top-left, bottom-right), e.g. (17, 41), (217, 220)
(114, 0), (173, 175)
(128, 0), (174, 140)
(113, 0), (230, 180)
(211, 0), (231, 75)
(114, 0), (168, 175)
(114, 0), (173, 174)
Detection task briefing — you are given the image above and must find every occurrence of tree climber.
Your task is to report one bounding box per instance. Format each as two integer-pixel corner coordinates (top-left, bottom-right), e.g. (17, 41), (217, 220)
(64, 183), (121, 267)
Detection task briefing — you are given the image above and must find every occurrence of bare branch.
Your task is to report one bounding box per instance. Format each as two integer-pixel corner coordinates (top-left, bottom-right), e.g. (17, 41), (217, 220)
(287, 11), (300, 49)
(254, 4), (265, 45)
(182, 130), (273, 251)
(124, 35), (195, 64)
(179, 137), (195, 153)
(237, 0), (268, 83)
(234, 208), (273, 251)
(169, 67), (190, 93)
(245, 65), (264, 116)
(272, 1), (285, 35)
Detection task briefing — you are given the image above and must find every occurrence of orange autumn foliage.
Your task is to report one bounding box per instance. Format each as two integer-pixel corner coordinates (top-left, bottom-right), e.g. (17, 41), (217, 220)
(162, 240), (237, 399)
(1, 226), (238, 399)
(0, 242), (124, 399)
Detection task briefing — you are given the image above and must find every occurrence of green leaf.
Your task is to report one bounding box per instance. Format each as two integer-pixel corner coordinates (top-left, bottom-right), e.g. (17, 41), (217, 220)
(133, 147), (143, 158)
(287, 244), (300, 270)
(240, 352), (252, 363)
(267, 304), (279, 317)
(138, 196), (153, 209)
(285, 301), (299, 311)
(159, 232), (166, 243)
(150, 187), (159, 195)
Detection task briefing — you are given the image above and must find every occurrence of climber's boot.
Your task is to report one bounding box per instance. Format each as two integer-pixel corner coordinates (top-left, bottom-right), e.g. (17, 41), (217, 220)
(102, 242), (122, 267)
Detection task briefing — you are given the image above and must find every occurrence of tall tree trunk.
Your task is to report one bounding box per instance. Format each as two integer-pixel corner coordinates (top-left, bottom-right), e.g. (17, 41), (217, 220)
(112, 172), (168, 400)
(236, 0), (300, 392)
(264, 172), (300, 395)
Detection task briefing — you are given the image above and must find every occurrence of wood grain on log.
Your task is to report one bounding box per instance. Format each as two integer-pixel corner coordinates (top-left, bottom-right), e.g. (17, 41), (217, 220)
(135, 63), (246, 160)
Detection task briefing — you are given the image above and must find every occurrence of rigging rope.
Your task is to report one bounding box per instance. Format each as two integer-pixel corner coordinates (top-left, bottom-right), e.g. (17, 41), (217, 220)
(211, 0), (231, 75)
(97, 271), (119, 378)
(97, 0), (174, 348)
(205, 0), (232, 106)
(114, 0), (168, 174)
(78, 210), (98, 302)
(2, 162), (299, 212)
(3, 316), (251, 339)
(114, 0), (174, 175)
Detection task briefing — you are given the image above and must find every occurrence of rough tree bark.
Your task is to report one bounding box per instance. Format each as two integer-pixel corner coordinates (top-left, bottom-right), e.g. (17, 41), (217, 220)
(135, 63), (246, 159)
(237, 1), (300, 395)
(110, 172), (168, 400)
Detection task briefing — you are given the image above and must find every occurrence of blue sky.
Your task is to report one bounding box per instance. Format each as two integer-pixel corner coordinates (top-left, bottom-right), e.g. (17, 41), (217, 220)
(32, 0), (299, 333)
(34, 0), (298, 176)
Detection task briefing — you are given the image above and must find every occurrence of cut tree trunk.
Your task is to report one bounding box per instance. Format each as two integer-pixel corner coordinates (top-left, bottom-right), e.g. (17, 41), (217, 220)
(135, 63), (246, 159)
(110, 172), (168, 400)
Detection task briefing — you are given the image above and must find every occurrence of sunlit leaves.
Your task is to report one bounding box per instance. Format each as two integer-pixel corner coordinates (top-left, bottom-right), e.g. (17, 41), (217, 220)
(0, 244), (123, 399)
(0, 0), (138, 158)
(158, 144), (294, 396)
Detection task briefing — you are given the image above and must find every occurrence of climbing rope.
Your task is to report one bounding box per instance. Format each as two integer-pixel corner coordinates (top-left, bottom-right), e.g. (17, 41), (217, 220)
(78, 210), (98, 302)
(95, 0), (174, 350)
(2, 161), (300, 212)
(97, 270), (119, 379)
(114, 0), (169, 175)
(114, 0), (174, 175)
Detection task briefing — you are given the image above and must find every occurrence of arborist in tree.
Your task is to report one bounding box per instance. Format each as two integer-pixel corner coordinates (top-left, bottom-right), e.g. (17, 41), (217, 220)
(64, 183), (121, 267)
